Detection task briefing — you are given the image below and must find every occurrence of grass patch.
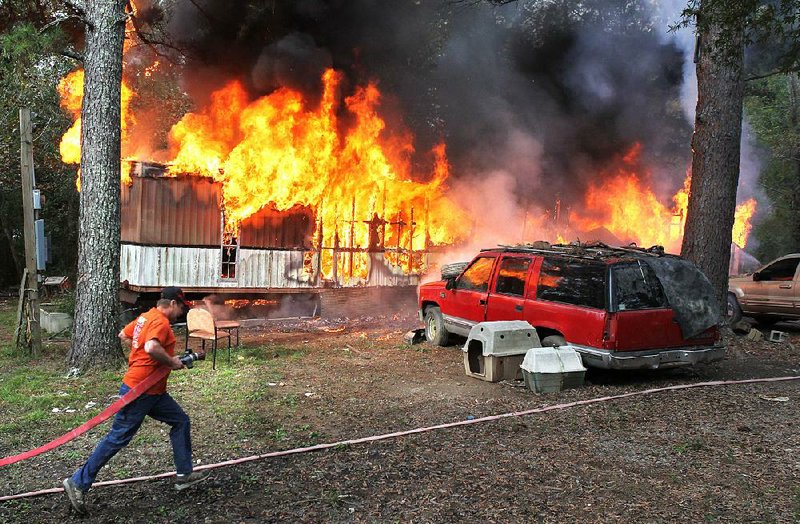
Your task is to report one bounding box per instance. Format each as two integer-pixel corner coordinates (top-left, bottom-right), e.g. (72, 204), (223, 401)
(672, 437), (705, 455)
(0, 309), (18, 333)
(0, 300), (320, 469)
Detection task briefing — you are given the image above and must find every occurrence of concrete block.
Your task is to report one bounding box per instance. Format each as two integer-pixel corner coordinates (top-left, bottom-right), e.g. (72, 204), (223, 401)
(403, 328), (426, 345)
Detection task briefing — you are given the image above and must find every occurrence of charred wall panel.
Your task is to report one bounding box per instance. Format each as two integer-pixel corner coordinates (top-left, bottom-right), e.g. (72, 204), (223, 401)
(121, 176), (222, 246)
(239, 205), (314, 249)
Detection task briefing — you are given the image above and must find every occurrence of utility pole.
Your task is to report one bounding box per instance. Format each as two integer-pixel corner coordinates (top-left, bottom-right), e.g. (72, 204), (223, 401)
(19, 108), (42, 355)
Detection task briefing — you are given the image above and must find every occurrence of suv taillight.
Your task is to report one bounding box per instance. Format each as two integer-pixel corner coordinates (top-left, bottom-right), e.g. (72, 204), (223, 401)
(602, 313), (617, 350)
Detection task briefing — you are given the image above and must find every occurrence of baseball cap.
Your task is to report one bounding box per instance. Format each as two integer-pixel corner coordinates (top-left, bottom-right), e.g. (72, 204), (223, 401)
(161, 286), (191, 309)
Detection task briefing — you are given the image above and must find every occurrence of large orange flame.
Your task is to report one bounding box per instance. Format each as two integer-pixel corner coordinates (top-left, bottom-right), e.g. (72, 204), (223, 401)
(57, 69), (137, 188)
(568, 145), (756, 252)
(569, 145), (685, 252)
(58, 65), (468, 280)
(732, 198), (757, 248)
(167, 69), (467, 279)
(57, 63), (757, 277)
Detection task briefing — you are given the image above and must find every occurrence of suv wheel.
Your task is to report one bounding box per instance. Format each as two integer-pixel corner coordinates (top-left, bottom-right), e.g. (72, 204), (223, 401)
(727, 293), (743, 325)
(541, 335), (566, 347)
(424, 306), (451, 346)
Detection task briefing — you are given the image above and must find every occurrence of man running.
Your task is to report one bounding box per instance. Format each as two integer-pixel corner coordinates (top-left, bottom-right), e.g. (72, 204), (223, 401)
(63, 287), (208, 515)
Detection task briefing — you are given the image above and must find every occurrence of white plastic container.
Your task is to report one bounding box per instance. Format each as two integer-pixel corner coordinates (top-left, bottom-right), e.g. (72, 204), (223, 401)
(520, 345), (586, 393)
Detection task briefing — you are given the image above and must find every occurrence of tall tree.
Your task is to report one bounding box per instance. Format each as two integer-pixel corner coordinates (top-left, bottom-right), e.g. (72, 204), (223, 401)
(67, 1), (128, 370)
(680, 4), (745, 309)
(678, 0), (800, 307)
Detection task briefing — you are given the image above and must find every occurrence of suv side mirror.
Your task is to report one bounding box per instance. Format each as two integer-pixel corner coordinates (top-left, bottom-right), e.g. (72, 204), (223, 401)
(753, 271), (763, 282)
(445, 277), (456, 290)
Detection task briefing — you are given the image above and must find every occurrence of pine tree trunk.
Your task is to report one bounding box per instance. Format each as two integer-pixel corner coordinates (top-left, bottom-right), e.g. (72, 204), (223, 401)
(67, 1), (127, 370)
(680, 8), (745, 311)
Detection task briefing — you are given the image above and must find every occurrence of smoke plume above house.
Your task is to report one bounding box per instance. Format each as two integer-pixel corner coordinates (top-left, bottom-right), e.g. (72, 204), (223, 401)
(151, 1), (690, 204)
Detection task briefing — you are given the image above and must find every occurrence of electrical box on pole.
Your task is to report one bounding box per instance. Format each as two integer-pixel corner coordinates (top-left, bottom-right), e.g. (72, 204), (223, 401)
(17, 108), (42, 355)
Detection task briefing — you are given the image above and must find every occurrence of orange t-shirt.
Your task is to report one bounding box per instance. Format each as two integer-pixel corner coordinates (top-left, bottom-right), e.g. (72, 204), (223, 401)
(122, 308), (176, 395)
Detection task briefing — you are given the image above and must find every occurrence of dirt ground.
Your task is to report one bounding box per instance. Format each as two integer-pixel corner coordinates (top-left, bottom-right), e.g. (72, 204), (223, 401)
(2, 310), (800, 523)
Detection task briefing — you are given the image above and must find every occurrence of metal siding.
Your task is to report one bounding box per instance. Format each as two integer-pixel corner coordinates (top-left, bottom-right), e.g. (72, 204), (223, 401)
(122, 176), (222, 246)
(238, 249), (312, 288)
(121, 245), (315, 289)
(120, 178), (143, 243)
(366, 253), (419, 287)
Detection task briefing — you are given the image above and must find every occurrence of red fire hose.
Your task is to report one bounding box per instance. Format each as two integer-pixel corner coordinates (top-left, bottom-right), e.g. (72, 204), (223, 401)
(0, 366), (171, 468)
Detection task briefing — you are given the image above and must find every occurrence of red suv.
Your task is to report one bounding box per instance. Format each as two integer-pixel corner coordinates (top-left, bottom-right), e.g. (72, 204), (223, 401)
(418, 244), (724, 370)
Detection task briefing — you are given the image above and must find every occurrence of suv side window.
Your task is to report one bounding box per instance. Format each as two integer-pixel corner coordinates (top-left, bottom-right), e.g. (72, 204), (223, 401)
(495, 257), (531, 296)
(536, 258), (606, 309)
(611, 261), (669, 311)
(758, 258), (800, 281)
(456, 257), (495, 292)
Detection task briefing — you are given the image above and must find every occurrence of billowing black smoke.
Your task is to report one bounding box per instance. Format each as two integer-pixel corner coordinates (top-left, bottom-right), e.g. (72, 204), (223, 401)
(152, 0), (692, 209)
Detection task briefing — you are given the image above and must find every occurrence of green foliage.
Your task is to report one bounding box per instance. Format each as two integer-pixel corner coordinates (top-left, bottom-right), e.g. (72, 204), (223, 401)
(0, 20), (78, 284)
(745, 75), (800, 260)
(56, 289), (76, 316)
(674, 1), (800, 75)
(746, 75), (800, 158)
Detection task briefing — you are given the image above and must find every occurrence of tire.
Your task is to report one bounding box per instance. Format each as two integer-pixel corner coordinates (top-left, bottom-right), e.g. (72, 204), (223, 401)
(440, 262), (469, 280)
(541, 335), (566, 347)
(726, 293), (743, 325)
(424, 306), (451, 346)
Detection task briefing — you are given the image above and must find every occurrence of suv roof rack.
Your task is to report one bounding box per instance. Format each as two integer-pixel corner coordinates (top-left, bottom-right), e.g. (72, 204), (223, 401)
(480, 241), (669, 262)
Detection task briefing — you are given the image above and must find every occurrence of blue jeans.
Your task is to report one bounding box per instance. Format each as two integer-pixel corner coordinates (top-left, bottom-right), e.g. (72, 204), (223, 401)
(71, 384), (193, 491)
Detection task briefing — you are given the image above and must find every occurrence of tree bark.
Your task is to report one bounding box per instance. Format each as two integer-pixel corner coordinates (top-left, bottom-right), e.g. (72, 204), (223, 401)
(681, 7), (745, 311)
(67, 1), (127, 370)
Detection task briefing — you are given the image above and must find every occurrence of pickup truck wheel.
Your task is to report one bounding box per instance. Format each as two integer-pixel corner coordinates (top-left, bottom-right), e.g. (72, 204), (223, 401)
(541, 335), (566, 347)
(424, 306), (451, 346)
(727, 293), (743, 325)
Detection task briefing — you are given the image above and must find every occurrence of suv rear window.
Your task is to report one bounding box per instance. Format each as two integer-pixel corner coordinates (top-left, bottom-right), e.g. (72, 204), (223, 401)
(536, 258), (606, 309)
(611, 261), (669, 311)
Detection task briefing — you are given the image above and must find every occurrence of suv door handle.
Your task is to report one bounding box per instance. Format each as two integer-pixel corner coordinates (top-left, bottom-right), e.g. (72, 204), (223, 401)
(779, 284), (793, 289)
(515, 305), (523, 312)
(479, 299), (487, 305)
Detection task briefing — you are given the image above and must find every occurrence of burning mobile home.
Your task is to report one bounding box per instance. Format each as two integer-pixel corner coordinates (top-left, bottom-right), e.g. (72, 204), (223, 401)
(120, 161), (425, 295)
(58, 65), (472, 314)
